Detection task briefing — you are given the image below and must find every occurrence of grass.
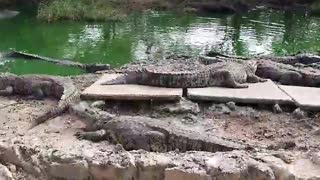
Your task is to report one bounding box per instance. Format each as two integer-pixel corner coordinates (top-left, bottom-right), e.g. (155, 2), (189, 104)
(36, 0), (317, 22)
(37, 0), (128, 22)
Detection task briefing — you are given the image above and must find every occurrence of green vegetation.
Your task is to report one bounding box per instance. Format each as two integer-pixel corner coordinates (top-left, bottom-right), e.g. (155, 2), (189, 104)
(311, 1), (320, 14)
(37, 0), (128, 22)
(36, 0), (170, 22)
(1, 0), (317, 22)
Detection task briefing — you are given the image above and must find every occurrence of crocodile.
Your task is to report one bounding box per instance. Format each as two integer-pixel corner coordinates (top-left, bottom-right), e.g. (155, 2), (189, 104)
(72, 102), (248, 152)
(0, 73), (80, 129)
(100, 60), (267, 88)
(255, 60), (320, 87)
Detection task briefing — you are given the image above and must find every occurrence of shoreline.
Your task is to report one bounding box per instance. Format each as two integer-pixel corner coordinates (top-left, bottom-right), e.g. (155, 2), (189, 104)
(0, 0), (319, 22)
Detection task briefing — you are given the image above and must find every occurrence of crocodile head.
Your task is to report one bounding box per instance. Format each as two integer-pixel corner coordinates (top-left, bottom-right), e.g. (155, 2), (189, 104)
(245, 60), (258, 73)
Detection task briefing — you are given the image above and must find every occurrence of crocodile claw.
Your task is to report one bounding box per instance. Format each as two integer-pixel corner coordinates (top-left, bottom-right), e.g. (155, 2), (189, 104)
(259, 78), (268, 82)
(74, 131), (85, 139)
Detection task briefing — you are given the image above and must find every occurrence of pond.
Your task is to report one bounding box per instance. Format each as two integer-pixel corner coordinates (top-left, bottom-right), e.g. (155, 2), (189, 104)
(1, 9), (320, 75)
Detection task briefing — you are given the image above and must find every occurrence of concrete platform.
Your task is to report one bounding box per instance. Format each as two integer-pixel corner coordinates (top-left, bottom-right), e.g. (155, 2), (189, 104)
(187, 80), (294, 104)
(81, 74), (183, 101)
(279, 85), (320, 110)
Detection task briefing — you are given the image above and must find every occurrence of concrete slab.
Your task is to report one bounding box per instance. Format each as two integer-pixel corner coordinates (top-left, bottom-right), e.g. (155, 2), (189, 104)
(81, 74), (182, 101)
(187, 80), (293, 104)
(278, 85), (320, 110)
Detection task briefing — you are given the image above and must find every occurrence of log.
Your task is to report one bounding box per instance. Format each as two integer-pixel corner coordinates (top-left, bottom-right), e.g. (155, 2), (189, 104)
(203, 51), (320, 65)
(258, 54), (320, 65)
(4, 50), (110, 73)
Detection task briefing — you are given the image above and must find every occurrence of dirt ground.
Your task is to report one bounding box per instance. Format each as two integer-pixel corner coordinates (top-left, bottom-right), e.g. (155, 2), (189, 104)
(0, 74), (318, 179)
(0, 58), (319, 179)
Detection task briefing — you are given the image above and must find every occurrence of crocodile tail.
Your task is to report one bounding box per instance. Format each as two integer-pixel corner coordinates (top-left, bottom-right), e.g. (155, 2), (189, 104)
(29, 87), (80, 129)
(100, 71), (141, 85)
(29, 106), (68, 129)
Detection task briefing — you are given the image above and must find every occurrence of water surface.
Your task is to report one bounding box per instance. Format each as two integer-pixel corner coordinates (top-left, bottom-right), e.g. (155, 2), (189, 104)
(1, 9), (320, 75)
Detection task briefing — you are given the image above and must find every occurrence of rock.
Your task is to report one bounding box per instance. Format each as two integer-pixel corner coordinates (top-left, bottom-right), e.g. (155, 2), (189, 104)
(256, 153), (294, 180)
(88, 151), (136, 180)
(236, 106), (258, 118)
(209, 104), (231, 114)
(164, 168), (211, 180)
(312, 128), (320, 135)
(264, 132), (274, 138)
(90, 100), (105, 109)
(226, 101), (237, 111)
(205, 151), (275, 179)
(0, 163), (14, 180)
(135, 152), (171, 180)
(311, 151), (320, 165)
(273, 104), (283, 114)
(155, 98), (200, 114)
(269, 140), (296, 150)
(272, 151), (295, 164)
(49, 161), (90, 180)
(293, 108), (307, 119)
(7, 164), (16, 173)
(181, 114), (198, 124)
(48, 151), (90, 180)
(114, 144), (125, 153)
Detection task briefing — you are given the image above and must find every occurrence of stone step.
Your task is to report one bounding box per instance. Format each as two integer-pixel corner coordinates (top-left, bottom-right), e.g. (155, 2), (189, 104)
(278, 85), (320, 110)
(83, 74), (320, 109)
(187, 80), (294, 104)
(81, 74), (183, 101)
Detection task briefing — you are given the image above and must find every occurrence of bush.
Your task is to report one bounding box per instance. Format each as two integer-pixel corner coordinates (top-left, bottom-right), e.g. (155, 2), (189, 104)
(37, 0), (127, 22)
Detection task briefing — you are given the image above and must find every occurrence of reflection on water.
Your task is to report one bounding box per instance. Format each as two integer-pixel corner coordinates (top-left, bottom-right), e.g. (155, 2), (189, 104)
(0, 9), (320, 75)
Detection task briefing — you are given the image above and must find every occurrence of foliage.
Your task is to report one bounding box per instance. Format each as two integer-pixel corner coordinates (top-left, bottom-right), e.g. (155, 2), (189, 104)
(37, 0), (127, 22)
(311, 1), (320, 15)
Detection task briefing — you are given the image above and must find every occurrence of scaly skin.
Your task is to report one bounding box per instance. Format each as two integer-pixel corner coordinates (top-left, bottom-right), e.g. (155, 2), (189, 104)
(0, 73), (80, 129)
(100, 61), (267, 88)
(255, 60), (303, 86)
(72, 102), (247, 152)
(256, 59), (320, 87)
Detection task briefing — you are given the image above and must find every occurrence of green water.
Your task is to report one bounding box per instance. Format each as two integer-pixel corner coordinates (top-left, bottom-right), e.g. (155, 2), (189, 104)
(1, 9), (320, 75)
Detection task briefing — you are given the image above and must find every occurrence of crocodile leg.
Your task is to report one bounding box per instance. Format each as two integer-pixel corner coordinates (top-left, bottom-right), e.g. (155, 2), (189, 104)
(21, 88), (45, 100)
(100, 74), (129, 85)
(0, 86), (13, 96)
(24, 82), (50, 100)
(100, 71), (140, 85)
(247, 74), (268, 83)
(75, 129), (107, 142)
(279, 71), (303, 85)
(31, 88), (45, 100)
(213, 70), (248, 88)
(225, 79), (248, 88)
